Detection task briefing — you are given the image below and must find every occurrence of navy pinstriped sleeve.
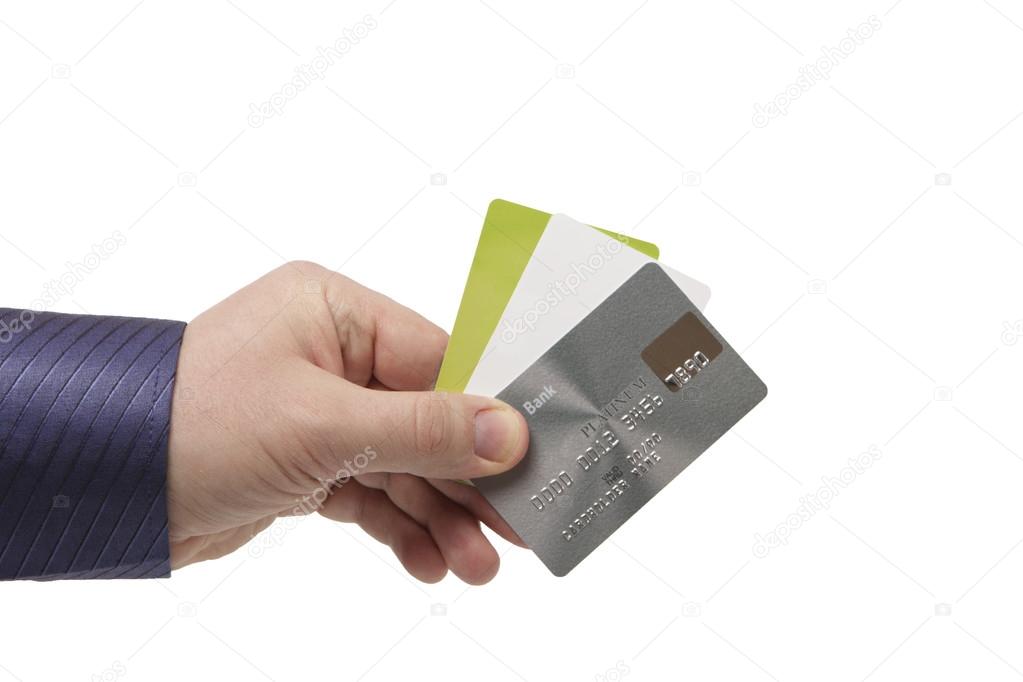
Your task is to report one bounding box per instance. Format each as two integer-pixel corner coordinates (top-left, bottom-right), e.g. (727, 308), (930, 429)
(0, 308), (185, 580)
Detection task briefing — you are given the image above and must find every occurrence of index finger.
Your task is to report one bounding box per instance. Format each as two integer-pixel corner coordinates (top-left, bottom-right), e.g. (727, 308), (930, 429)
(325, 271), (449, 391)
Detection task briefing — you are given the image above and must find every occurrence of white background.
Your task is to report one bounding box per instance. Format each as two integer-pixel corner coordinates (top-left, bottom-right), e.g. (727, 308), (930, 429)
(2, 1), (1023, 680)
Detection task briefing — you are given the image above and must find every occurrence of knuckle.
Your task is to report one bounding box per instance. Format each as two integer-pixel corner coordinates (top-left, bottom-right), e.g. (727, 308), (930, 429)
(351, 488), (373, 525)
(284, 259), (326, 276)
(382, 472), (416, 502)
(274, 260), (329, 292)
(410, 393), (455, 456)
(427, 326), (449, 362)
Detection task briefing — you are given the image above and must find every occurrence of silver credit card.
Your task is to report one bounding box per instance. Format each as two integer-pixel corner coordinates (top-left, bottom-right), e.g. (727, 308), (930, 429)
(473, 262), (767, 576)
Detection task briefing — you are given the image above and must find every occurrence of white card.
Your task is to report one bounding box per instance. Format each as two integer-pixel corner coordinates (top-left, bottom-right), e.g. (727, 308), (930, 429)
(465, 214), (712, 396)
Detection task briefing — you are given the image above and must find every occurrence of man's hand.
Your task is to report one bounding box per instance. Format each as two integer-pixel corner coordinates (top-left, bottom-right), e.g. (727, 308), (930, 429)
(166, 262), (528, 585)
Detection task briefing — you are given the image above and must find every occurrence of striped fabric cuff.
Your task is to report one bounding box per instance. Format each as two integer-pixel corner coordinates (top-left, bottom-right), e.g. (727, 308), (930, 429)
(0, 308), (185, 580)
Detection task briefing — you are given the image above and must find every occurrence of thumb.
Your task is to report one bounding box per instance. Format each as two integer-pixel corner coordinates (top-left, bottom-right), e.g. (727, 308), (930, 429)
(329, 383), (529, 480)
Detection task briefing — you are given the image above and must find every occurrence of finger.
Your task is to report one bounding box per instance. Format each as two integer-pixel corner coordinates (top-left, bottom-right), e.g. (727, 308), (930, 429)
(322, 272), (449, 391)
(318, 480), (447, 583)
(312, 368), (529, 480)
(361, 379), (524, 549)
(426, 478), (527, 548)
(361, 473), (500, 585)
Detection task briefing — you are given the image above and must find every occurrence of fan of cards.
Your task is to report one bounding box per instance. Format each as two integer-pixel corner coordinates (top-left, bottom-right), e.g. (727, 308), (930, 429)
(437, 200), (767, 576)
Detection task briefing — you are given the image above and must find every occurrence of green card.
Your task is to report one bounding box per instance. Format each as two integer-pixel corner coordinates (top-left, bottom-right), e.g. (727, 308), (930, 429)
(437, 199), (659, 392)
